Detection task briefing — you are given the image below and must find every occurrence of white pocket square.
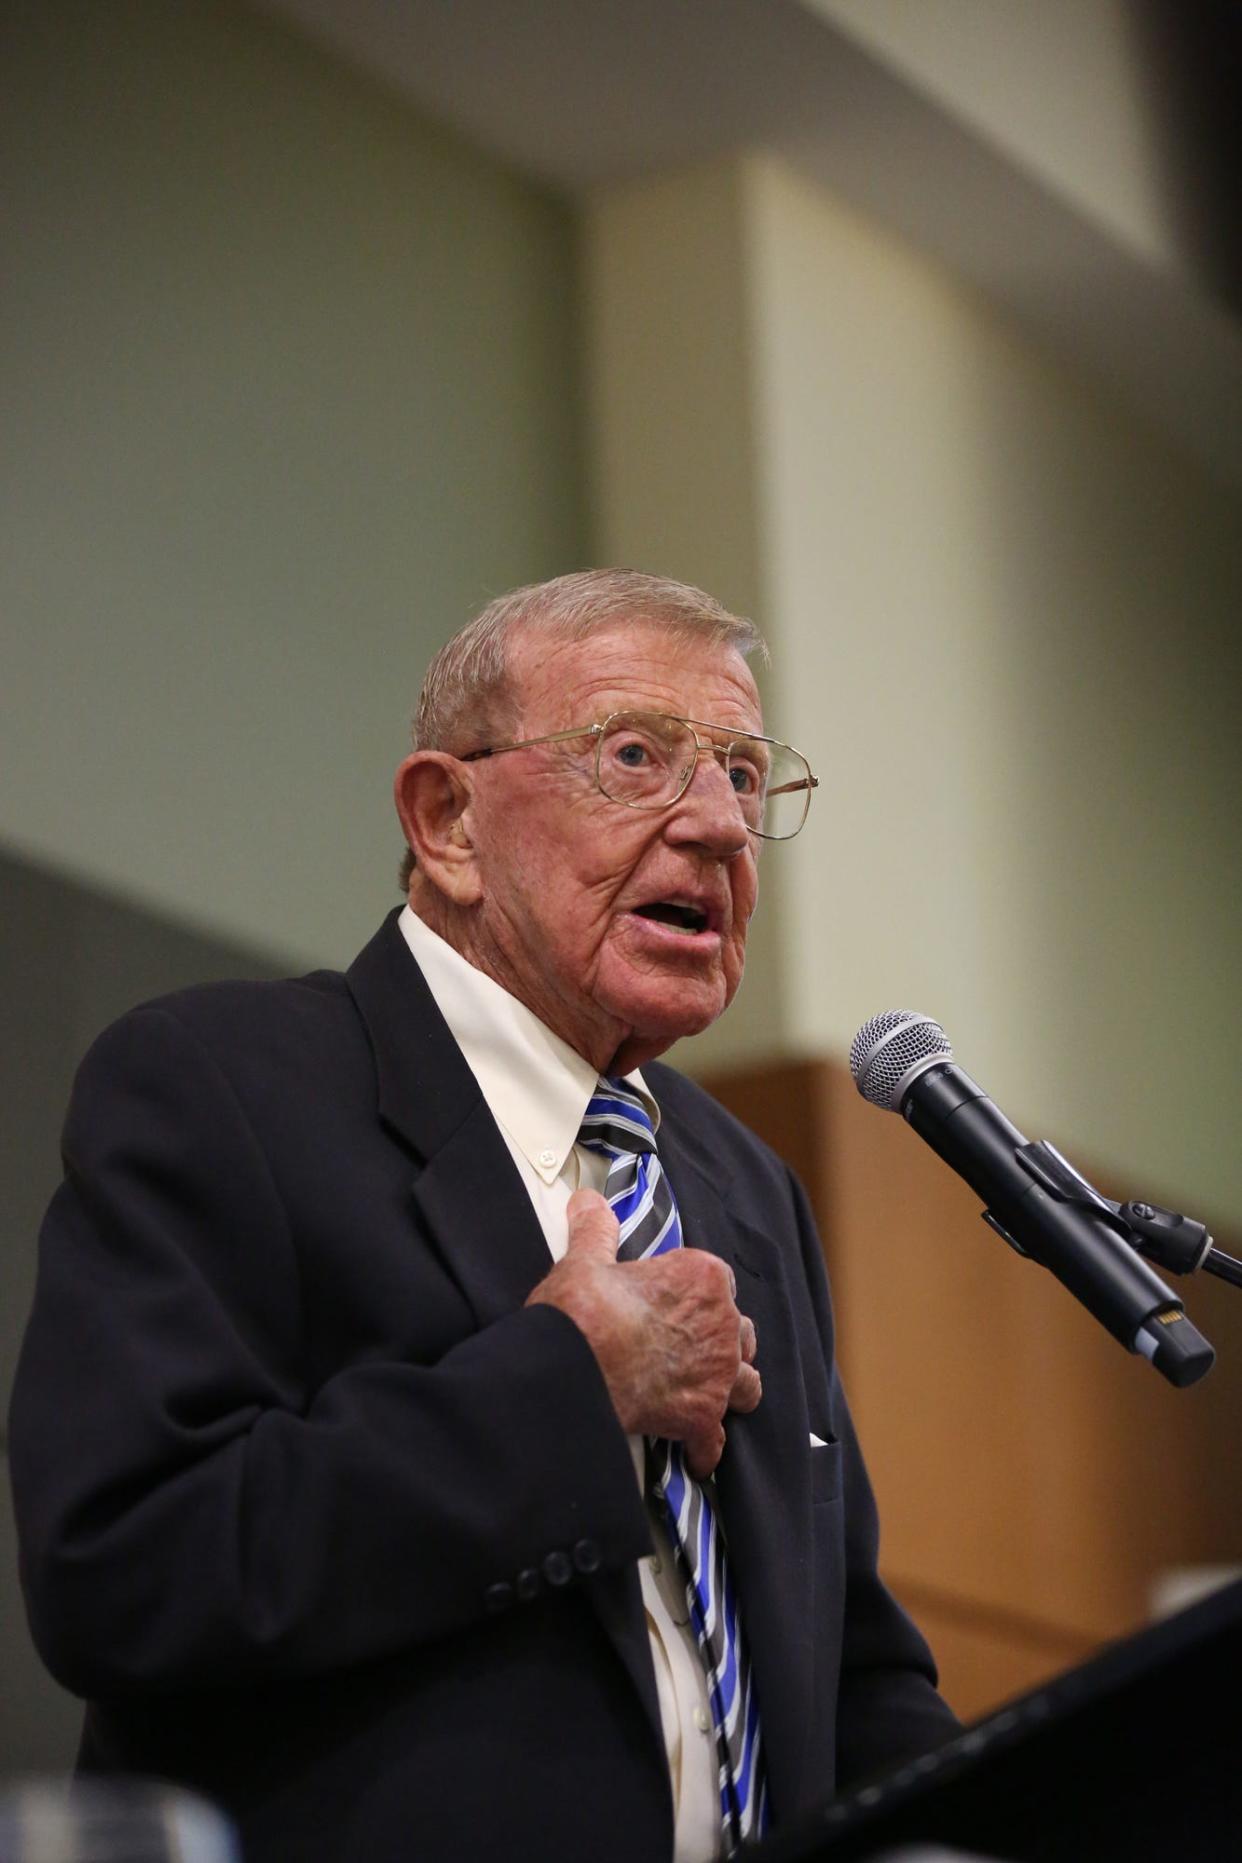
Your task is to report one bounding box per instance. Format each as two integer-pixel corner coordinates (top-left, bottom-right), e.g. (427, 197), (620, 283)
(809, 1431), (829, 1448)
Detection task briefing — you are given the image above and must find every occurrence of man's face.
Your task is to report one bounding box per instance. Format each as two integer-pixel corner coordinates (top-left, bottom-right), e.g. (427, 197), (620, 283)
(459, 622), (764, 1073)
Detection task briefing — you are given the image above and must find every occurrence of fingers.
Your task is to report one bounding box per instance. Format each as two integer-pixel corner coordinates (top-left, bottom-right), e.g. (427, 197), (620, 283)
(728, 1362), (762, 1415)
(729, 1313), (761, 1413)
(543, 1222), (762, 1457)
(739, 1314), (757, 1365)
(564, 1188), (621, 1261)
(684, 1422), (726, 1480)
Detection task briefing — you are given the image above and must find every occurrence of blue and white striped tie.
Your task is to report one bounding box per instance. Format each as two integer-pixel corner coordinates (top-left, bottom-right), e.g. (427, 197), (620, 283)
(579, 1077), (768, 1851)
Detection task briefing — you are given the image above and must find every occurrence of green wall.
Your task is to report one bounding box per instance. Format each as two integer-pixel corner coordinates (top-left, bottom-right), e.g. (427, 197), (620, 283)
(2, 0), (586, 970)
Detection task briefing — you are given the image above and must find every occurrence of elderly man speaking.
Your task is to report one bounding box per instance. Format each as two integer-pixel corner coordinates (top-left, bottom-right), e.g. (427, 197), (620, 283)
(11, 570), (955, 1863)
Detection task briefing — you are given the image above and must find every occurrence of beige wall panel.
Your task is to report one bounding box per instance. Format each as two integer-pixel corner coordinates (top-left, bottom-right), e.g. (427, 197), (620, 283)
(883, 1582), (1096, 1725)
(739, 152), (1242, 1230)
(586, 150), (1241, 1233)
(814, 1059), (1242, 1644)
(703, 1056), (1242, 1662)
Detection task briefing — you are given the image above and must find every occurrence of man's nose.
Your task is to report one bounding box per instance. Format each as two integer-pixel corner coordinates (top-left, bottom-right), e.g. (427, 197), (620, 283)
(665, 747), (751, 855)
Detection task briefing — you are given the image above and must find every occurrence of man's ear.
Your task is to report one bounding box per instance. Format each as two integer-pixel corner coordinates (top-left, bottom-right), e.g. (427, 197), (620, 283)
(393, 752), (483, 905)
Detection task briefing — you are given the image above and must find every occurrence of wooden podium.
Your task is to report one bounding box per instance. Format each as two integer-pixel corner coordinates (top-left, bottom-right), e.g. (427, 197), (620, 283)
(748, 1577), (1242, 1862)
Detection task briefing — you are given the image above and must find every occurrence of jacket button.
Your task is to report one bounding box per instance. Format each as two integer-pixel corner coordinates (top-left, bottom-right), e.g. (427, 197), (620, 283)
(516, 1567), (541, 1602)
(543, 1549), (573, 1587)
(484, 1582), (514, 1614)
(572, 1538), (601, 1574)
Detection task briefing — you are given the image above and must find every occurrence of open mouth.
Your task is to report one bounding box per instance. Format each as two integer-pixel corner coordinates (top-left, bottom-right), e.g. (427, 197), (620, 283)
(632, 901), (711, 935)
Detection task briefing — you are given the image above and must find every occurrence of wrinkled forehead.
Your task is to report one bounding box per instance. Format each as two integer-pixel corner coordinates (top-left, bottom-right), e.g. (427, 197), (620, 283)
(506, 616), (764, 735)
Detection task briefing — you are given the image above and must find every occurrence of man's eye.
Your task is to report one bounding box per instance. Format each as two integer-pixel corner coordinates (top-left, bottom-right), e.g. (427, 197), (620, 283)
(728, 761), (762, 796)
(615, 739), (653, 768)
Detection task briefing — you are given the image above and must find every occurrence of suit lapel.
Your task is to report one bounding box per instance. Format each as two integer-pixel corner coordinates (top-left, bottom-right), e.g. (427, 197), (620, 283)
(346, 912), (552, 1326)
(346, 914), (665, 1748)
(657, 1112), (817, 1819)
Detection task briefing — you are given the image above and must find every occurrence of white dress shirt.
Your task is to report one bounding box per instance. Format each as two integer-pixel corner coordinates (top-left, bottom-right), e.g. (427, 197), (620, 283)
(398, 907), (720, 1863)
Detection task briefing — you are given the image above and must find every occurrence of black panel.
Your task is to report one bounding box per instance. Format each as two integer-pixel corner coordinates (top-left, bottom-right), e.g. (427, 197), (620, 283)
(751, 1577), (1242, 1862)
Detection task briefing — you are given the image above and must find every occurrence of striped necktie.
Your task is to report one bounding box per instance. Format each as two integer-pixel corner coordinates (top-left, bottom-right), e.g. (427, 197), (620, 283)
(578, 1077), (768, 1852)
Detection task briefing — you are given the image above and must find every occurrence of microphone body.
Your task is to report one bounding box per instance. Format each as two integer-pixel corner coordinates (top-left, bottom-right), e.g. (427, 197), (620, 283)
(851, 1013), (1214, 1387)
(905, 1063), (1177, 1348)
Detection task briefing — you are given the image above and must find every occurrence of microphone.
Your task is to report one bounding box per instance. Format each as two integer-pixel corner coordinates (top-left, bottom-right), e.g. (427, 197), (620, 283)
(849, 1010), (1214, 1388)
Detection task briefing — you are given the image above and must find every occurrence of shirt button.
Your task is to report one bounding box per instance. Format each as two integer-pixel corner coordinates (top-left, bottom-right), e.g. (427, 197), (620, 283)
(543, 1549), (573, 1587)
(694, 1706), (712, 1734)
(649, 1555), (663, 1576)
(538, 1148), (557, 1169)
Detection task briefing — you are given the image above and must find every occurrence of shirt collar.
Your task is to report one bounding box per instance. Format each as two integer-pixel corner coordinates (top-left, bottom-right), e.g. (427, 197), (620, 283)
(398, 906), (659, 1183)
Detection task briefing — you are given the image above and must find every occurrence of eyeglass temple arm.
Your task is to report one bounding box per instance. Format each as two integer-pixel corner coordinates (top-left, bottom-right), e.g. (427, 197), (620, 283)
(459, 724), (602, 764)
(765, 774), (819, 797)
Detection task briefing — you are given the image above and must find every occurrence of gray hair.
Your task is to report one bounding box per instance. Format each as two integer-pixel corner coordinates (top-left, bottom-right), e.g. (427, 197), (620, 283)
(399, 568), (767, 890)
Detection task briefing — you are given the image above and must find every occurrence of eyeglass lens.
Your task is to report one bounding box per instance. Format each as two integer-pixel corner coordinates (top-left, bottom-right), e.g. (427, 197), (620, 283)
(595, 713), (810, 838)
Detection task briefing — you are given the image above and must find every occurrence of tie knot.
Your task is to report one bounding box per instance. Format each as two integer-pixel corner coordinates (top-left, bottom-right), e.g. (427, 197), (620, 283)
(578, 1077), (657, 1159)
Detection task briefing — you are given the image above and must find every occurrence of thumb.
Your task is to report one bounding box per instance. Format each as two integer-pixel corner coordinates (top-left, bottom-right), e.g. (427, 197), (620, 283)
(565, 1188), (621, 1261)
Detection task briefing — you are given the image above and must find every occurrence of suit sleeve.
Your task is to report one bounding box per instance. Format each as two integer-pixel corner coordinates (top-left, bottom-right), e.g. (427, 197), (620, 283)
(786, 1163), (961, 1785)
(8, 1004), (652, 1698)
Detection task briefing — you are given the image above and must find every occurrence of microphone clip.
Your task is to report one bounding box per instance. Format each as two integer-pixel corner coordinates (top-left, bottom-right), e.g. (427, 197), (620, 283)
(1014, 1141), (1136, 1243)
(1014, 1141), (1242, 1292)
(1115, 1200), (1213, 1276)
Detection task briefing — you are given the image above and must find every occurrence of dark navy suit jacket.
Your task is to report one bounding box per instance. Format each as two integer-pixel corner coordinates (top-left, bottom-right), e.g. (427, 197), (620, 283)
(10, 911), (955, 1861)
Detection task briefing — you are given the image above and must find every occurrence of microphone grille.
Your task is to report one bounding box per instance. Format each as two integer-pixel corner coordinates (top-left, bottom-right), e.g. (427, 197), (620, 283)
(849, 1010), (953, 1111)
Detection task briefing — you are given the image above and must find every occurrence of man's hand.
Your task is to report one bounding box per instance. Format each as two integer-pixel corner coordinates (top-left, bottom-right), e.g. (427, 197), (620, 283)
(526, 1189), (761, 1478)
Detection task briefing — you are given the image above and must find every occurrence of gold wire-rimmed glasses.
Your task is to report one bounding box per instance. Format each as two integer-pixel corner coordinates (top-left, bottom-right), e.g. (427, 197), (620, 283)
(460, 709), (818, 841)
